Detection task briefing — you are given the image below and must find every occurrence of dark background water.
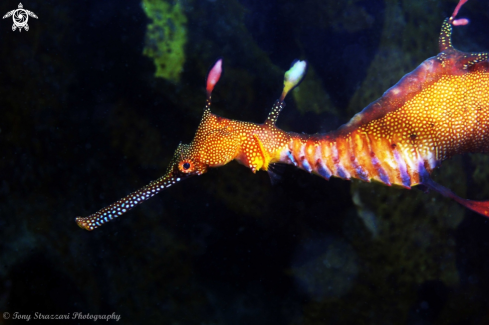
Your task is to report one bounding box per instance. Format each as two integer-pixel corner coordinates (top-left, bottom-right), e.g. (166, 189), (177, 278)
(1, 0), (489, 324)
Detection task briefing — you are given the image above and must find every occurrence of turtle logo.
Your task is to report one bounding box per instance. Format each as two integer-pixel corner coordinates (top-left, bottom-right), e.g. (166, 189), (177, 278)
(2, 3), (38, 32)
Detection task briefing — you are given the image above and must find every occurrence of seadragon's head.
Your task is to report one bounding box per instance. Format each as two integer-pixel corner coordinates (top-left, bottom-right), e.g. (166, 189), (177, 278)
(163, 59), (246, 180)
(75, 59), (307, 230)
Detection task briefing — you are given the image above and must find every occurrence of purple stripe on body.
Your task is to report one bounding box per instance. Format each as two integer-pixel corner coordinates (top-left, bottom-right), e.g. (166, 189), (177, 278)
(316, 160), (331, 180)
(301, 156), (312, 172)
(336, 165), (350, 180)
(351, 158), (369, 182)
(331, 143), (350, 180)
(287, 150), (297, 166)
(394, 149), (411, 188)
(371, 155), (391, 185)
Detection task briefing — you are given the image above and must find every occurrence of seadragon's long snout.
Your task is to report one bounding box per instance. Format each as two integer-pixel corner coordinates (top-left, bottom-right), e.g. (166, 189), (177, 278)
(75, 144), (198, 231)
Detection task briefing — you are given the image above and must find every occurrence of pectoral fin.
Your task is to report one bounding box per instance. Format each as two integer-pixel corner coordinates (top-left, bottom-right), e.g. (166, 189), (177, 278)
(241, 135), (271, 173)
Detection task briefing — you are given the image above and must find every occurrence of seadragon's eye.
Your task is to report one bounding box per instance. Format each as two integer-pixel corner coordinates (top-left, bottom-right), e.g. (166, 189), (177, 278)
(178, 159), (195, 173)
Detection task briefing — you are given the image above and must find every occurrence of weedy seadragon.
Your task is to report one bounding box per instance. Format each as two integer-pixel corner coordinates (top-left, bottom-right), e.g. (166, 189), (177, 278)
(76, 0), (489, 231)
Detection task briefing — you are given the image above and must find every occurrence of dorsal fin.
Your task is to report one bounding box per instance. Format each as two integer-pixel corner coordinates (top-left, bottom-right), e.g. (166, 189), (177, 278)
(265, 60), (307, 126)
(265, 100), (285, 126)
(438, 18), (453, 52)
(204, 59), (223, 115)
(439, 0), (470, 52)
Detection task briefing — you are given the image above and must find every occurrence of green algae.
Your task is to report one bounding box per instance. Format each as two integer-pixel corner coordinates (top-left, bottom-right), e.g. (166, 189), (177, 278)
(142, 0), (187, 82)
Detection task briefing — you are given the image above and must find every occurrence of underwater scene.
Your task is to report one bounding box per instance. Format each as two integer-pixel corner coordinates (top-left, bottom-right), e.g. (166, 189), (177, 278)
(2, 0), (489, 324)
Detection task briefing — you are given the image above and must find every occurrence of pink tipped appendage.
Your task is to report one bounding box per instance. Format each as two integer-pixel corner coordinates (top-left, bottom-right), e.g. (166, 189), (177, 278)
(452, 18), (469, 26)
(451, 0), (468, 19)
(206, 59), (222, 98)
(451, 0), (469, 26)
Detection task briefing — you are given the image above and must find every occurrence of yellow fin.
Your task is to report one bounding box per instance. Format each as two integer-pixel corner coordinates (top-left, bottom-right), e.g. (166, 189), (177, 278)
(253, 134), (271, 171)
